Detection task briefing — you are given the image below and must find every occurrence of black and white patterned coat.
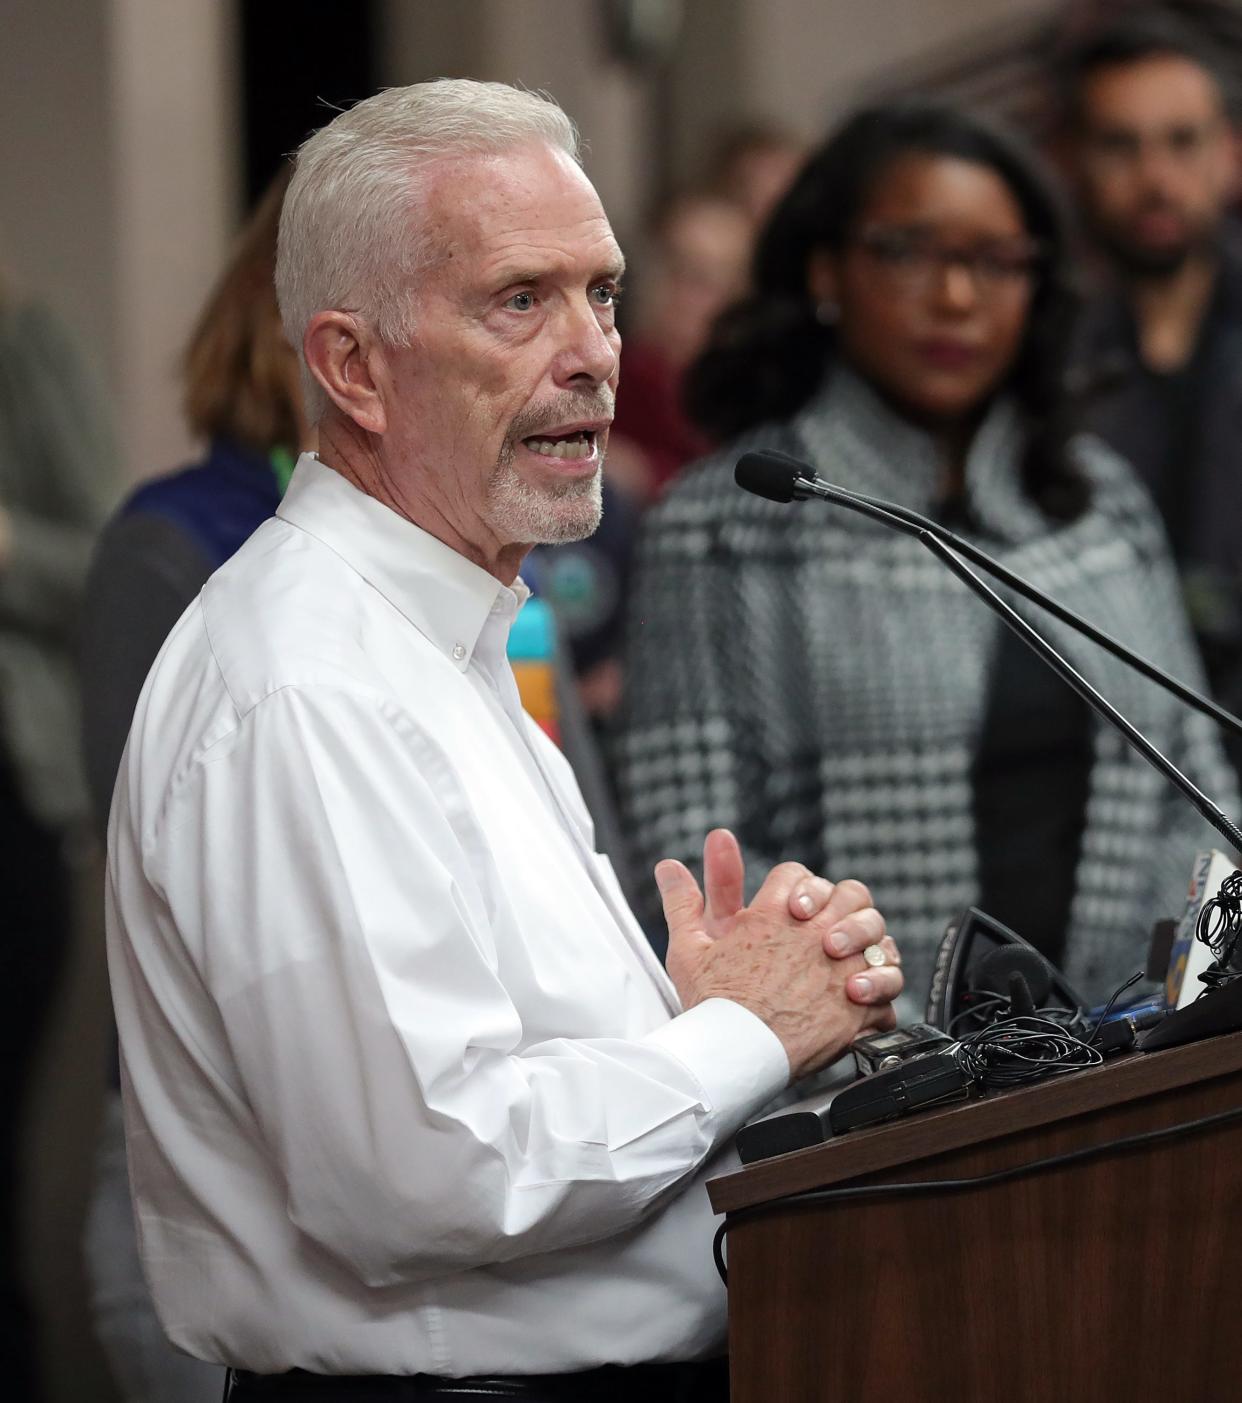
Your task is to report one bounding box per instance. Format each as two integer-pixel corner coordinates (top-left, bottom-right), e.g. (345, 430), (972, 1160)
(614, 369), (1237, 1007)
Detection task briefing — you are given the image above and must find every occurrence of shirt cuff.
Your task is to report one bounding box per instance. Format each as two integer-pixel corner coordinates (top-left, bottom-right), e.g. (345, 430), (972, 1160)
(642, 998), (790, 1129)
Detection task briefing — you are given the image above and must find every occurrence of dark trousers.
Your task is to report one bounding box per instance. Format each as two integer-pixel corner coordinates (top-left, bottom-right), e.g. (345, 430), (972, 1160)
(0, 760), (72, 1403)
(225, 1359), (730, 1403)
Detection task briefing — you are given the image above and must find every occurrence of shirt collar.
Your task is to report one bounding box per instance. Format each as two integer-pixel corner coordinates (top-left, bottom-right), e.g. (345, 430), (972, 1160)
(276, 453), (529, 671)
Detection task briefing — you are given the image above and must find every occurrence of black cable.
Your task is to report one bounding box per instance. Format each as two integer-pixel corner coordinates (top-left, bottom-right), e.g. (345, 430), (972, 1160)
(786, 468), (1242, 852)
(1197, 871), (1242, 989)
(1187, 871), (1242, 993)
(951, 962), (1144, 1048)
(1086, 970), (1145, 1044)
(712, 1100), (1242, 1284)
(1197, 871), (1242, 958)
(954, 1015), (1103, 1088)
(841, 485), (1242, 741)
(949, 994), (1083, 1041)
(947, 993), (1008, 1037)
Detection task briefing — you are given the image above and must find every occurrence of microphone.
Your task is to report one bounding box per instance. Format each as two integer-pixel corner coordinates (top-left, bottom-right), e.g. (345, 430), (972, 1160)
(734, 450), (1242, 853)
(736, 450), (1242, 740)
(926, 905), (1088, 1031)
(1007, 972), (1037, 1018)
(734, 452), (805, 503)
(974, 945), (1053, 1007)
(953, 938), (1079, 1032)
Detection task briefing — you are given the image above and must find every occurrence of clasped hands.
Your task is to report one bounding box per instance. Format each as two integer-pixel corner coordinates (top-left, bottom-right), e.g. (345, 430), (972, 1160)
(657, 829), (903, 1081)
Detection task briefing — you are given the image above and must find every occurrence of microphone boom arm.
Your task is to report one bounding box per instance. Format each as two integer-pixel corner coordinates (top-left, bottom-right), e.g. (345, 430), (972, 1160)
(792, 472), (1242, 853)
(842, 484), (1242, 742)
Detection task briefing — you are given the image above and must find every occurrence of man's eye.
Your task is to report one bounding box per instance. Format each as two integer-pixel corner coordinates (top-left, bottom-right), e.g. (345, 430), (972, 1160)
(505, 291), (536, 312)
(1095, 133), (1139, 158)
(591, 284), (622, 307)
(1168, 127), (1204, 153)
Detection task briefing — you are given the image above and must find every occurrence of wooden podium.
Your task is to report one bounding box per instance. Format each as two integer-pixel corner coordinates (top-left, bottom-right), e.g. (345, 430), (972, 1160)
(708, 1031), (1242, 1403)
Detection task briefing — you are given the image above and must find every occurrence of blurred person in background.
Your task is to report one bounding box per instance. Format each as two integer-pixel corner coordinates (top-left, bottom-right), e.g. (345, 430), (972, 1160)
(609, 194), (752, 501)
(0, 264), (117, 1401)
(1061, 8), (1242, 779)
(555, 194), (750, 723)
(542, 139), (800, 727)
(704, 121), (806, 231)
(79, 169), (304, 1403)
(615, 100), (1236, 1010)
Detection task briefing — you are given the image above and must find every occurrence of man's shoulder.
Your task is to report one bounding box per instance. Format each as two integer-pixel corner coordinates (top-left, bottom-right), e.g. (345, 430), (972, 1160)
(126, 514), (398, 770)
(120, 518), (424, 835)
(197, 516), (401, 713)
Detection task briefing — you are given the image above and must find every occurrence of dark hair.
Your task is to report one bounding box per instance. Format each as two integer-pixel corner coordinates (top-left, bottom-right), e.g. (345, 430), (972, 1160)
(183, 165), (302, 454)
(684, 100), (1087, 520)
(1061, 7), (1238, 126)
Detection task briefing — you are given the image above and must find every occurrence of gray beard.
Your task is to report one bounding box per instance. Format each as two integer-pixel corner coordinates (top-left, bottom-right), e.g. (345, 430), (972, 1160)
(487, 389), (613, 544)
(485, 450), (604, 545)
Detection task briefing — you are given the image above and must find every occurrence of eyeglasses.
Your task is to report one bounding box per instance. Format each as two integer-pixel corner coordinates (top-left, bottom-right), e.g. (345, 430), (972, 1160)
(850, 225), (1045, 297)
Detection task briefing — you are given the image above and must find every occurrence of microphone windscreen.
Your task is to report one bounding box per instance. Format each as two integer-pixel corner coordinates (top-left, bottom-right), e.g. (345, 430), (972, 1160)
(1008, 972), (1037, 1017)
(974, 945), (1054, 1006)
(734, 452), (803, 503)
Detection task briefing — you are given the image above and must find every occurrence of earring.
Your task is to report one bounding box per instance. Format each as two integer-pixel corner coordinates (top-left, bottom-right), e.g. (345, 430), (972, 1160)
(815, 299), (839, 326)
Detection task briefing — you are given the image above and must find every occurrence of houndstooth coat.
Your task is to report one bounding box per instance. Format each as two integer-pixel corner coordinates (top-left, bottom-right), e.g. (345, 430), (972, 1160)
(613, 368), (1238, 1008)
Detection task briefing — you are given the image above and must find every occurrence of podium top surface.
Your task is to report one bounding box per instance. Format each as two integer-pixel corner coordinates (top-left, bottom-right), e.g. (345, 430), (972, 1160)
(708, 1027), (1242, 1214)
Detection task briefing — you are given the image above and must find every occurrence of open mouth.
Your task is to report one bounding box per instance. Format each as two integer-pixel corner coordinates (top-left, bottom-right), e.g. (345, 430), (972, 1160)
(522, 429), (599, 461)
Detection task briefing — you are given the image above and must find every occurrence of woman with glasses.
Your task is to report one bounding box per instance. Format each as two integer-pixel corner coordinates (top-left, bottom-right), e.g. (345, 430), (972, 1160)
(615, 101), (1235, 1010)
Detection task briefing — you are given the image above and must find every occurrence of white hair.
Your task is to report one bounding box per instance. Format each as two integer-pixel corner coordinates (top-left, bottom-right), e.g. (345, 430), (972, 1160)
(275, 79), (580, 419)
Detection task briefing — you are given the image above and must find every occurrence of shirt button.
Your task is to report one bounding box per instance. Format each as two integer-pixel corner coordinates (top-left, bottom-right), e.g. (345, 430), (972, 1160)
(452, 643), (467, 661)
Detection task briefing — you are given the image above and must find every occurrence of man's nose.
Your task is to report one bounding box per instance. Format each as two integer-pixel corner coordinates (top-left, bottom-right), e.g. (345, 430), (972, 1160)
(555, 299), (619, 386)
(1135, 139), (1182, 190)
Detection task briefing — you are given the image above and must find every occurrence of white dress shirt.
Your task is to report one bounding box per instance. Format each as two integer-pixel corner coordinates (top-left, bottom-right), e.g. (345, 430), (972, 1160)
(106, 455), (790, 1377)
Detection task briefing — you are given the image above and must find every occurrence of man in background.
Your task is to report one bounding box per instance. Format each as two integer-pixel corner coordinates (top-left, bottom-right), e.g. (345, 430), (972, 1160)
(549, 193), (751, 728)
(1063, 9), (1242, 772)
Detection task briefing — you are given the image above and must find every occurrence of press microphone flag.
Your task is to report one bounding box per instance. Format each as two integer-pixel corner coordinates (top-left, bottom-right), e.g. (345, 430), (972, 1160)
(733, 449), (1242, 853)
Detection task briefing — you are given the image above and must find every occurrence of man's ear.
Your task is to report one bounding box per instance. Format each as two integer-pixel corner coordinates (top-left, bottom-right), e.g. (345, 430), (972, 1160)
(303, 311), (389, 435)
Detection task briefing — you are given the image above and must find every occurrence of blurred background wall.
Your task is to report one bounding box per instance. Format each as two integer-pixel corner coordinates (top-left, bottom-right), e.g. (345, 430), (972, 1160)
(3, 0), (1063, 496)
(0, 0), (1212, 1397)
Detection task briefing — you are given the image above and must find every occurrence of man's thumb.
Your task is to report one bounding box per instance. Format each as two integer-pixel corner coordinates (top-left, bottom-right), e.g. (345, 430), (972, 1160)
(654, 859), (704, 937)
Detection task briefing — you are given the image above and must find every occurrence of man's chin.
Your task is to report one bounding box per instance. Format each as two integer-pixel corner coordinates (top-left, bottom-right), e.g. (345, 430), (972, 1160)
(533, 489), (604, 545)
(1102, 227), (1211, 280)
(535, 513), (602, 546)
(488, 467), (604, 546)
(1119, 243), (1194, 278)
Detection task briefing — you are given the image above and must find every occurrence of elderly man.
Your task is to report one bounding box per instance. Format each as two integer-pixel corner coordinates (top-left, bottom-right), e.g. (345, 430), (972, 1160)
(107, 81), (902, 1402)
